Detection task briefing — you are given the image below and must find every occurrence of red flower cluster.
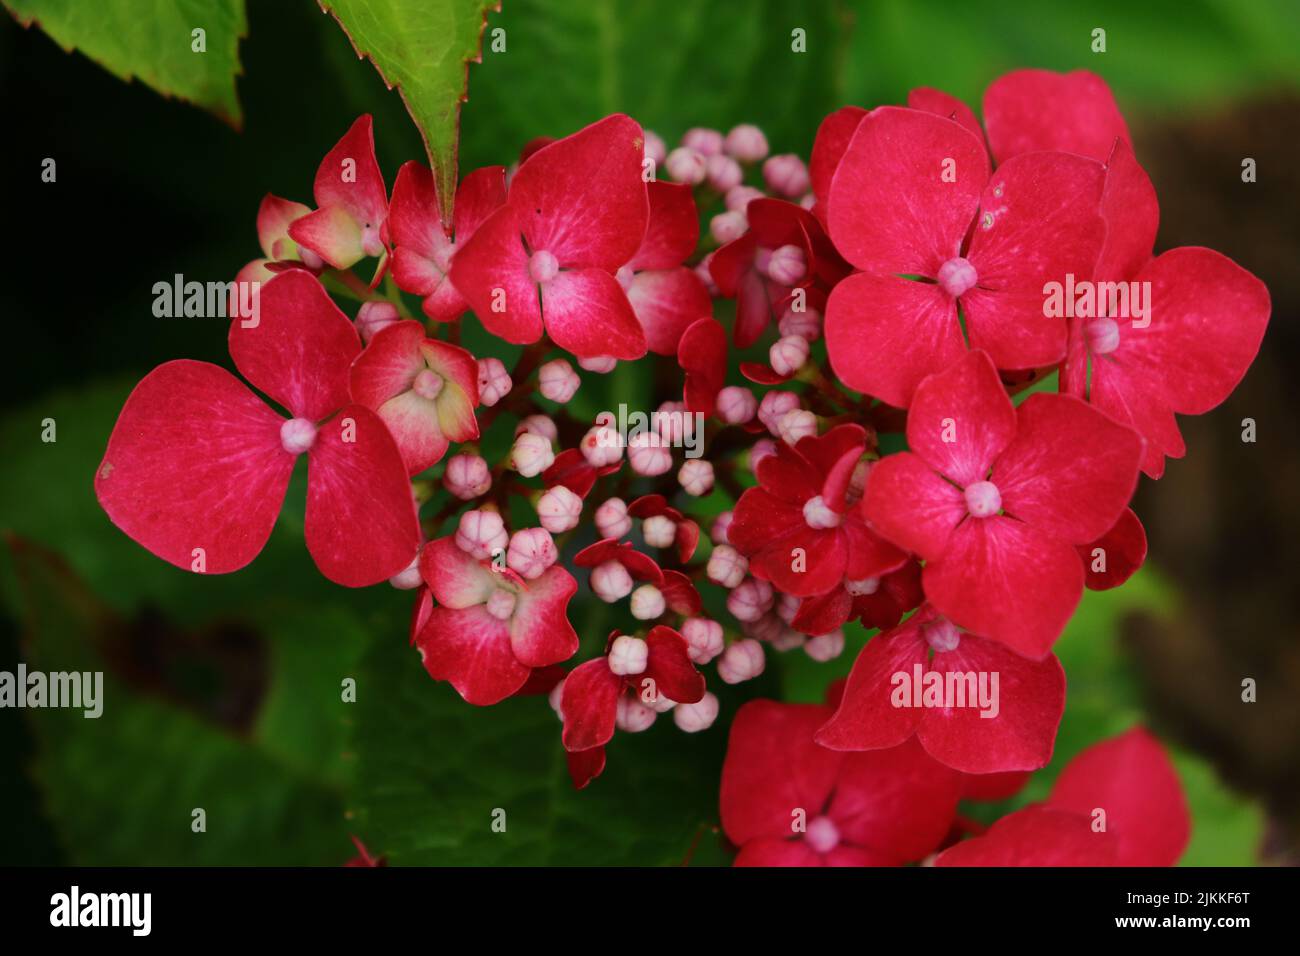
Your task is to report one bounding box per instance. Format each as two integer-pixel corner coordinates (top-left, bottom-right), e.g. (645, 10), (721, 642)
(95, 66), (1265, 863)
(722, 689), (1189, 866)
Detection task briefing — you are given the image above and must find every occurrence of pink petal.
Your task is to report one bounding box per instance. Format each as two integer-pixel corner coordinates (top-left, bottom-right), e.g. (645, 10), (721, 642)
(853, 559), (925, 632)
(794, 423), (869, 480)
(349, 320), (427, 407)
(418, 536), (496, 608)
(453, 164), (508, 240)
(720, 701), (842, 846)
(630, 180), (699, 271)
(644, 625), (706, 704)
(861, 452), (966, 561)
(750, 526), (847, 598)
(229, 270), (360, 421)
(906, 349), (1016, 486)
(809, 106), (868, 223)
(827, 106), (988, 276)
(1090, 359), (1185, 479)
(448, 204), (544, 344)
(1049, 727), (1190, 866)
(566, 746), (607, 790)
(560, 658), (624, 752)
(828, 737), (962, 863)
(312, 114), (388, 232)
(934, 804), (1118, 866)
(288, 204), (366, 270)
(304, 403), (420, 587)
(791, 587), (854, 636)
(416, 603), (531, 705)
(369, 391), (450, 475)
(627, 267), (712, 356)
(734, 838), (824, 867)
(95, 360), (293, 575)
(755, 440), (822, 502)
(542, 448), (601, 498)
(983, 69), (1131, 164)
(388, 161), (453, 269)
(906, 87), (985, 145)
(825, 273), (962, 409)
(542, 268), (647, 360)
(572, 539), (664, 584)
(509, 114), (650, 271)
(509, 565), (579, 668)
(815, 617), (929, 751)
(1123, 247), (1271, 416)
(841, 514), (908, 581)
(924, 515), (1084, 659)
(257, 193), (311, 260)
(962, 151), (1107, 371)
(1096, 137), (1158, 282)
(349, 322), (478, 474)
(918, 634), (1066, 773)
(661, 570), (703, 616)
(391, 245), (446, 300)
(733, 268), (776, 349)
(1078, 507), (1147, 591)
(728, 488), (804, 556)
(707, 232), (755, 299)
(995, 393), (1143, 544)
(678, 317), (728, 414)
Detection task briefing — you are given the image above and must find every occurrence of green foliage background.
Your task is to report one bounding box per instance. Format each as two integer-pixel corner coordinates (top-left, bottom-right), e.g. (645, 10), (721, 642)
(2, 0), (1296, 865)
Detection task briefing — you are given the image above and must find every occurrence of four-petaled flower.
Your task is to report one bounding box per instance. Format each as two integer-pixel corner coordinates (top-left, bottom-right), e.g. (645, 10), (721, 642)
(96, 270), (420, 587)
(863, 350), (1142, 658)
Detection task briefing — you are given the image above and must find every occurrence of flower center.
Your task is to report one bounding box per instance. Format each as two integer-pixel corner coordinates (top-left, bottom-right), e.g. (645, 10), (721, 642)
(937, 256), (978, 297)
(922, 618), (961, 653)
(805, 815), (841, 853)
(485, 588), (517, 621)
(964, 480), (1001, 518)
(616, 265), (635, 291)
(280, 417), (317, 455)
(803, 495), (842, 529)
(844, 576), (880, 596)
(1085, 318), (1120, 356)
(528, 249), (560, 284)
(413, 368), (444, 400)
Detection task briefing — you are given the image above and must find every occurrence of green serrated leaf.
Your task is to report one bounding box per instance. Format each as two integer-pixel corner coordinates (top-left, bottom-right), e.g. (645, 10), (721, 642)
(319, 0), (499, 226)
(3, 0), (246, 125)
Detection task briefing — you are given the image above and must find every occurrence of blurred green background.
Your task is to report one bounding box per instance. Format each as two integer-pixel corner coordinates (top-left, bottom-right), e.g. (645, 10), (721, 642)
(2, 0), (1298, 865)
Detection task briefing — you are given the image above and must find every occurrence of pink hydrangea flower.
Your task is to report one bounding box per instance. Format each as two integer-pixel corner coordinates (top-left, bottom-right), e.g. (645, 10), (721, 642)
(388, 162), (506, 321)
(450, 115), (651, 359)
(287, 115), (390, 273)
(96, 271), (419, 587)
(816, 604), (1066, 774)
(349, 320), (480, 474)
(721, 696), (960, 866)
(414, 536), (578, 705)
(729, 425), (906, 597)
(862, 350), (1142, 657)
(823, 106), (1108, 408)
